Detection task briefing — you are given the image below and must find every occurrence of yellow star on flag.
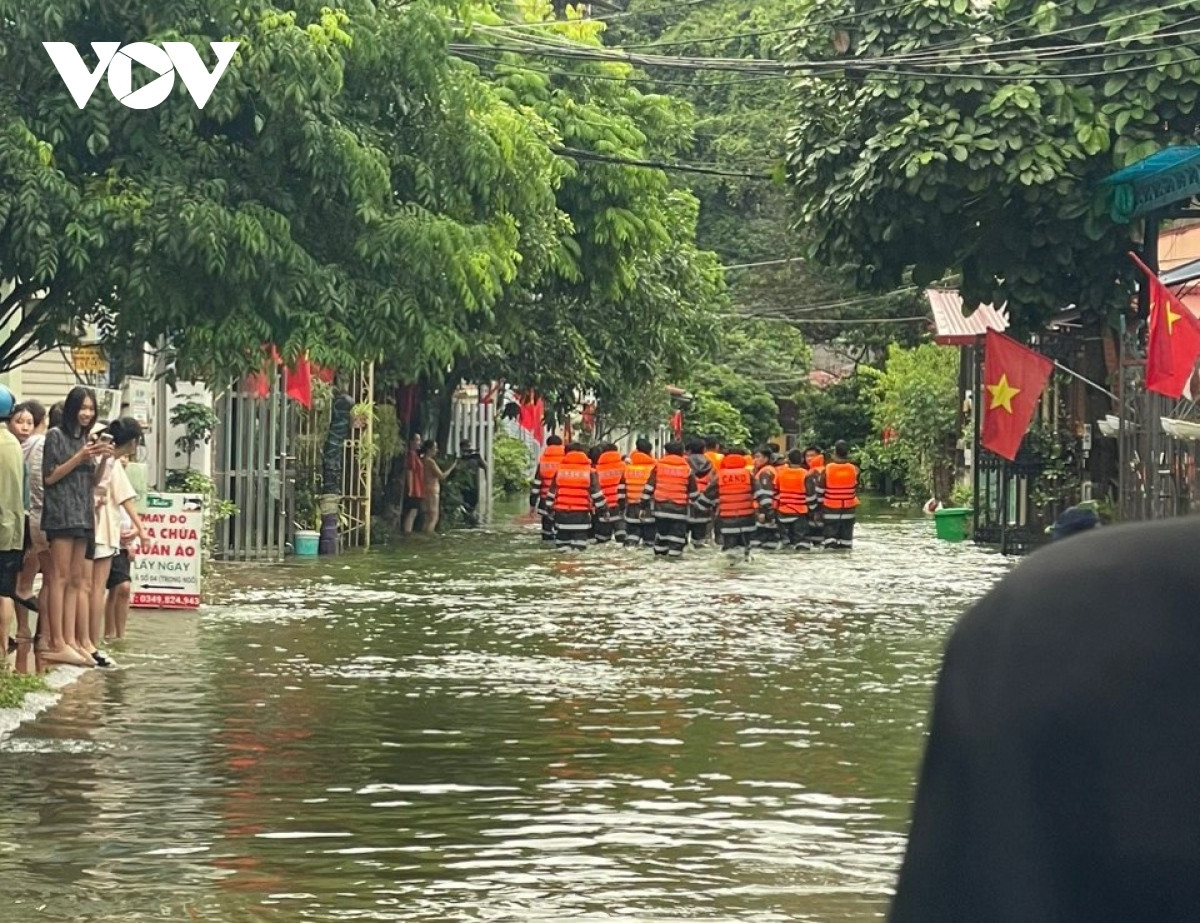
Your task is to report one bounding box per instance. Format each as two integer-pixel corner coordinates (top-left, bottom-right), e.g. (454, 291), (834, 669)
(1166, 301), (1182, 333)
(987, 373), (1021, 414)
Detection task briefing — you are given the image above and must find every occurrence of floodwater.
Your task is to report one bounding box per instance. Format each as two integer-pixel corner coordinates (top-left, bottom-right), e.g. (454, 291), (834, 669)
(0, 505), (1010, 922)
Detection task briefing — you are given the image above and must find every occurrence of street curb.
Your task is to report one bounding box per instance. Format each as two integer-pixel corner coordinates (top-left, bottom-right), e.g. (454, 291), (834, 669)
(0, 665), (89, 739)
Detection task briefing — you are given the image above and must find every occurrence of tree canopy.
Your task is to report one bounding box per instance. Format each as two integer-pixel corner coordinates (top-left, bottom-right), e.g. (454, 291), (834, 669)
(0, 0), (723, 405)
(784, 0), (1198, 333)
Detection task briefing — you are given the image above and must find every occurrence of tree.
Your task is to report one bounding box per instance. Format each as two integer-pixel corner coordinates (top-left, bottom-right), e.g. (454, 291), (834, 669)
(865, 343), (960, 501)
(450, 0), (725, 416)
(607, 0), (922, 360)
(689, 392), (750, 447)
(0, 0), (564, 381)
(784, 0), (1200, 490)
(793, 375), (874, 453)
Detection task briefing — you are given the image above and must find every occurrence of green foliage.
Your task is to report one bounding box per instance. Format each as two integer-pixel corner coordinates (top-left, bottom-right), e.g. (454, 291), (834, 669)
(170, 401), (219, 469)
(857, 435), (910, 495)
(372, 402), (403, 475)
(686, 362), (779, 446)
(865, 344), (961, 500)
(689, 392), (750, 447)
(0, 672), (47, 709)
(595, 383), (673, 438)
(492, 433), (532, 496)
(0, 0), (578, 381)
(782, 0), (1198, 333)
(453, 2), (726, 414)
(608, 0), (919, 357)
(793, 376), (874, 453)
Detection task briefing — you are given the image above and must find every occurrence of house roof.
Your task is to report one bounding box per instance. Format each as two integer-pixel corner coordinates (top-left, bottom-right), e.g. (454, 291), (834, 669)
(926, 289), (1010, 345)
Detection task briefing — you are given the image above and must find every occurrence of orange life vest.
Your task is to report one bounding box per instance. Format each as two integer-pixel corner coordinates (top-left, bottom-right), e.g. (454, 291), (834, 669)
(744, 455), (755, 469)
(536, 444), (565, 499)
(717, 457), (755, 518)
(653, 454), (692, 506)
(595, 450), (625, 508)
(776, 465), (809, 516)
(823, 461), (859, 509)
(623, 451), (655, 503)
(704, 450), (724, 471)
(553, 451), (596, 513)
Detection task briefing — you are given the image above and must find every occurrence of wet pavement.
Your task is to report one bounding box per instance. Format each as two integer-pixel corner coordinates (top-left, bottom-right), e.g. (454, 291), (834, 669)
(0, 507), (1009, 922)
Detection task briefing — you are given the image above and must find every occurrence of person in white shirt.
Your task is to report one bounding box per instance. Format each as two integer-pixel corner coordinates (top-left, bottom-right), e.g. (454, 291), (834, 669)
(87, 418), (149, 667)
(104, 459), (140, 642)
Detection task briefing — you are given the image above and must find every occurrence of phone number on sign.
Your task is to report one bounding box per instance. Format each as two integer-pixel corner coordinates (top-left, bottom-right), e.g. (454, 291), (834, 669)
(132, 592), (200, 609)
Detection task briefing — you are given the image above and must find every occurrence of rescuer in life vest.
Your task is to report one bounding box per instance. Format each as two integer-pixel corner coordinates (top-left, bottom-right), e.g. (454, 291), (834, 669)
(775, 448), (811, 550)
(820, 440), (859, 550)
(529, 435), (565, 542)
(621, 438), (657, 548)
(547, 443), (609, 551)
(696, 448), (770, 561)
(804, 445), (826, 545)
(592, 443), (626, 545)
(703, 436), (724, 472)
(751, 445), (781, 551)
(641, 440), (699, 559)
(685, 436), (715, 548)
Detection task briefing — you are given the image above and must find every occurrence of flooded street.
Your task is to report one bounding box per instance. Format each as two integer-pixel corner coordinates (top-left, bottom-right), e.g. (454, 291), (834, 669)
(0, 508), (1009, 922)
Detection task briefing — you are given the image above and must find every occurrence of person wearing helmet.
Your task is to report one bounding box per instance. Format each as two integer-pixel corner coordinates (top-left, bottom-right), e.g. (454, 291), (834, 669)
(0, 384), (28, 656)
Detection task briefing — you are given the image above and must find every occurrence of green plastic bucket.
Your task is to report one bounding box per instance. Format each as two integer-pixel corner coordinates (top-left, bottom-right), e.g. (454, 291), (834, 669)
(933, 507), (971, 542)
(294, 529), (320, 557)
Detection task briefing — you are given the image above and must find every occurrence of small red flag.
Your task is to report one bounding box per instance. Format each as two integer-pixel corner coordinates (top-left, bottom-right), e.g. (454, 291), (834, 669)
(1129, 252), (1200, 398)
(670, 409), (683, 440)
(981, 330), (1054, 461)
(283, 353), (313, 409)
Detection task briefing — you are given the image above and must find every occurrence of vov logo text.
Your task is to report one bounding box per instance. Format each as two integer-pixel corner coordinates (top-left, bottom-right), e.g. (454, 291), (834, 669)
(42, 41), (239, 110)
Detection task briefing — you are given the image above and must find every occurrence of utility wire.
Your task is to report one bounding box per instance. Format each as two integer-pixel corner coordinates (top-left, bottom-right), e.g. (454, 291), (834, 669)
(614, 0), (918, 49)
(454, 34), (1200, 81)
(461, 5), (1200, 73)
(553, 145), (771, 178)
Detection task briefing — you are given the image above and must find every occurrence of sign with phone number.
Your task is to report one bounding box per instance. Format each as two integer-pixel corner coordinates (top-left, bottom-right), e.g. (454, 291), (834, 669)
(130, 492), (204, 611)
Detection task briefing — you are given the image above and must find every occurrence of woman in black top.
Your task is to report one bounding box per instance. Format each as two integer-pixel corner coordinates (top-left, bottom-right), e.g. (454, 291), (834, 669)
(42, 386), (107, 666)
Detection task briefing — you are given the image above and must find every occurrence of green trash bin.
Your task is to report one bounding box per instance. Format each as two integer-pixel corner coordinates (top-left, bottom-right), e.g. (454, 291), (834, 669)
(933, 507), (971, 542)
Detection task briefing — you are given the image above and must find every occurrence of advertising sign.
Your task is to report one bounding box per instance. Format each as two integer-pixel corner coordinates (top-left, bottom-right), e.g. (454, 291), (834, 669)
(131, 492), (203, 610)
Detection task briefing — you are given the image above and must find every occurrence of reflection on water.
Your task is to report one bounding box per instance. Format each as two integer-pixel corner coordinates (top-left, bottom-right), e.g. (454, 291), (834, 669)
(0, 509), (1009, 922)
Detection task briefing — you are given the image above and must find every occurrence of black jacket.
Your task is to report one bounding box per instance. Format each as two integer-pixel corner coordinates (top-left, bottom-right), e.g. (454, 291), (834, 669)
(891, 517), (1200, 923)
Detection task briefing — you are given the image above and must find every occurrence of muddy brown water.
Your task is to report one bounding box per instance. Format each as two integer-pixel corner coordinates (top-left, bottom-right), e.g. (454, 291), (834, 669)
(0, 507), (1008, 922)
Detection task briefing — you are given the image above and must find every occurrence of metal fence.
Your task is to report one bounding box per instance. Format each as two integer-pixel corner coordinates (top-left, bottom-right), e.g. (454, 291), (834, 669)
(213, 375), (293, 562)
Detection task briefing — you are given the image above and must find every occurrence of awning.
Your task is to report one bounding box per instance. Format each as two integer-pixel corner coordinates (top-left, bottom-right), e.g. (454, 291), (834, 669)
(1100, 145), (1200, 222)
(926, 289), (1009, 345)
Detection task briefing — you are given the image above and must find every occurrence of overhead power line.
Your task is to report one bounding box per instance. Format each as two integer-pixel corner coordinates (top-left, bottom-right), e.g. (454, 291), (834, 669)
(552, 145), (771, 178)
(456, 3), (1200, 78)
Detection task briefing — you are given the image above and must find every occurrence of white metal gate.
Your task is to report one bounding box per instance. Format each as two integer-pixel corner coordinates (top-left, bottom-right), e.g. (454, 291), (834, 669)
(447, 384), (496, 524)
(214, 376), (293, 561)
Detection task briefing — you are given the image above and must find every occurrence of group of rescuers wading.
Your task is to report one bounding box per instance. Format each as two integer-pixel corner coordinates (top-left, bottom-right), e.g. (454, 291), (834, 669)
(529, 435), (860, 558)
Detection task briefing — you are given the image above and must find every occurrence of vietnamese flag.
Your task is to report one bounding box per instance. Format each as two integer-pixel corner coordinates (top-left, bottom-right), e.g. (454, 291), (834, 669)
(1129, 252), (1200, 398)
(282, 352), (313, 409)
(981, 330), (1054, 461)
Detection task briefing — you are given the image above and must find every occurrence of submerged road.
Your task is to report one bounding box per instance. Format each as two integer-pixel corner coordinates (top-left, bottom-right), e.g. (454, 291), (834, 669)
(0, 507), (1009, 922)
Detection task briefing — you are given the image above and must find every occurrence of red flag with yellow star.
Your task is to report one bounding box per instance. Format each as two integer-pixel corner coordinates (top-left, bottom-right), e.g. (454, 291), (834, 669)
(981, 330), (1054, 461)
(1129, 252), (1200, 398)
